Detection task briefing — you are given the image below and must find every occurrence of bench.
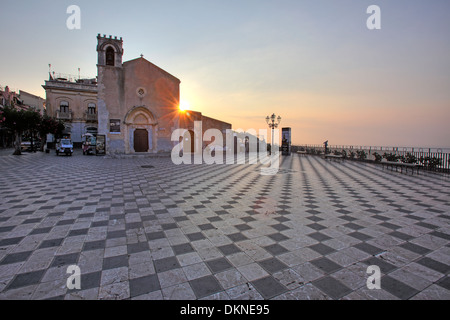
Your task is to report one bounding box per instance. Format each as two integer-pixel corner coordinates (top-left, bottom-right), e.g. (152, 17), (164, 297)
(324, 154), (344, 162)
(381, 161), (419, 175)
(297, 151), (307, 156)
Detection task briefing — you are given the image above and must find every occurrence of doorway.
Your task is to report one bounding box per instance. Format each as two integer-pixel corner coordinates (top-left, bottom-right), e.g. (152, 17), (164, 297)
(134, 129), (149, 152)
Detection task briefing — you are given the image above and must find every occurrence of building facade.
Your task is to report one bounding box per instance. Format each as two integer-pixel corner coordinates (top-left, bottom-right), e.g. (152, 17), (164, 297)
(42, 77), (98, 146)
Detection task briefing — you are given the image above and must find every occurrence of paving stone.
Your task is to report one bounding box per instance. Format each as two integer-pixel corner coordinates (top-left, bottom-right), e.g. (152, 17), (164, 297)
(0, 153), (449, 300)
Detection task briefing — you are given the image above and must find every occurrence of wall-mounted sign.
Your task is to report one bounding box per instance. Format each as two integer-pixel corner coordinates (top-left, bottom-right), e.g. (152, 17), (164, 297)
(110, 119), (121, 133)
(96, 135), (106, 155)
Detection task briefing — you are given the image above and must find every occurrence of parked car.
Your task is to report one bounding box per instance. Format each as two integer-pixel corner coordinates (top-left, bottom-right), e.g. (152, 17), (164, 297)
(56, 139), (73, 156)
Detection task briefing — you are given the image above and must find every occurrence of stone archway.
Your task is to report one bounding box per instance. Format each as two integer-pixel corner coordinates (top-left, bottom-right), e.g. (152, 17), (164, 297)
(124, 106), (157, 154)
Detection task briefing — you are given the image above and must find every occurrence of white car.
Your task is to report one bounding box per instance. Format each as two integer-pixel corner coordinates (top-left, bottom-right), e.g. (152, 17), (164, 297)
(56, 139), (73, 156)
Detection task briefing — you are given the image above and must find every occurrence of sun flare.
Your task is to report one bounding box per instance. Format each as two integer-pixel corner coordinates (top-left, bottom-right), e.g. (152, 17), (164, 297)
(179, 100), (190, 111)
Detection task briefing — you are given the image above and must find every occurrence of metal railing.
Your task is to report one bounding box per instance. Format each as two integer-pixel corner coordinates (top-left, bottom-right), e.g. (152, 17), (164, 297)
(292, 144), (450, 172)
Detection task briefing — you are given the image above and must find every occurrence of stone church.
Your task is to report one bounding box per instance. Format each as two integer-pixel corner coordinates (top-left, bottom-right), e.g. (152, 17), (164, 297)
(97, 34), (182, 154)
(43, 34), (231, 154)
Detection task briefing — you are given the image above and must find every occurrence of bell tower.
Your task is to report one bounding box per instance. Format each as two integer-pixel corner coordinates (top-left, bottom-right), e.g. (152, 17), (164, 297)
(97, 34), (123, 67)
(96, 34), (125, 154)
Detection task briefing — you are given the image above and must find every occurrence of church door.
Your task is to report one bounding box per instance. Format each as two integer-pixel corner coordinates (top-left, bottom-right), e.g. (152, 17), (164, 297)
(134, 129), (149, 152)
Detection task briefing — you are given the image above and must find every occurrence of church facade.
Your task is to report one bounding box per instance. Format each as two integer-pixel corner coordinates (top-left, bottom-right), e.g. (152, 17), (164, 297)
(97, 34), (181, 154)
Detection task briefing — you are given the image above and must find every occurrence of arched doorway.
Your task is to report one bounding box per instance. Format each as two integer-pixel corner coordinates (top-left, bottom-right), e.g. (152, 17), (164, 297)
(124, 106), (157, 154)
(134, 129), (149, 152)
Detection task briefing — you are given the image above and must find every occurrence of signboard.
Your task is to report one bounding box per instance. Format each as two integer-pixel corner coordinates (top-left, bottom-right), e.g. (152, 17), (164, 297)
(282, 128), (291, 156)
(110, 119), (121, 134)
(96, 135), (106, 155)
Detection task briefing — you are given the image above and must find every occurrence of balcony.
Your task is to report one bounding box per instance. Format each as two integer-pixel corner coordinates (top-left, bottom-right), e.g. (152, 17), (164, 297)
(57, 110), (72, 121)
(85, 112), (98, 122)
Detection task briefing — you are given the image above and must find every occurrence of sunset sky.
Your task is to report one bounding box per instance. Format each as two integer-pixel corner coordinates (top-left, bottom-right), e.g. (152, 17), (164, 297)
(1, 0), (449, 147)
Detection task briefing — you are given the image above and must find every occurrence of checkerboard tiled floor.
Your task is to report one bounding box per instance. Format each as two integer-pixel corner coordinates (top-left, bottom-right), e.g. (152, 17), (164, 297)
(0, 151), (449, 300)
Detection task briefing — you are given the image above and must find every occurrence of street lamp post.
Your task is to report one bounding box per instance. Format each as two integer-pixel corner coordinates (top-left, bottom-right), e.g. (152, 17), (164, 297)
(266, 113), (281, 155)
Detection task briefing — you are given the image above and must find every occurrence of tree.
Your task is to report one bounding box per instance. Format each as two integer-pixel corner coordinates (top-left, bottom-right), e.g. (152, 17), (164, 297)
(38, 116), (65, 151)
(2, 105), (46, 155)
(2, 105), (27, 155)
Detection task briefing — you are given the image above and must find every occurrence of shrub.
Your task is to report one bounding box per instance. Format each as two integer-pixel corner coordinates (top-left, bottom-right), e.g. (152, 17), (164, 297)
(373, 152), (383, 162)
(383, 153), (399, 162)
(356, 150), (367, 160)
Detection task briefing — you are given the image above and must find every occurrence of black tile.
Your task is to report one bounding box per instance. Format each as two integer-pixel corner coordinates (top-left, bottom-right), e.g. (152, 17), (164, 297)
(379, 222), (401, 230)
(126, 222), (144, 229)
(199, 223), (216, 231)
(128, 242), (150, 254)
(251, 276), (287, 299)
(29, 227), (52, 235)
(22, 218), (42, 224)
(399, 242), (431, 255)
(226, 233), (248, 242)
(271, 224), (290, 232)
(172, 243), (195, 255)
(388, 231), (414, 241)
(258, 258), (288, 274)
(309, 243), (336, 255)
(313, 276), (352, 300)
(161, 223), (178, 231)
(129, 274), (160, 297)
(7, 270), (46, 290)
(72, 271), (101, 291)
(0, 237), (24, 246)
(190, 276), (223, 299)
(0, 251), (32, 265)
(306, 216), (324, 222)
(416, 257), (450, 274)
(57, 219), (76, 226)
(429, 231), (450, 241)
(217, 244), (241, 256)
(39, 238), (64, 249)
(51, 253), (80, 268)
(154, 256), (180, 273)
(107, 230), (126, 239)
(208, 216), (223, 223)
(91, 220), (109, 227)
(372, 215), (391, 222)
(102, 255), (128, 270)
(310, 257), (342, 274)
(436, 276), (450, 290)
(307, 232), (332, 242)
(264, 244), (288, 256)
(68, 228), (89, 237)
(206, 258), (233, 273)
(83, 240), (106, 251)
(234, 224), (251, 232)
(312, 276), (352, 300)
(268, 233), (290, 242)
(415, 222), (439, 230)
(381, 275), (419, 300)
(186, 232), (206, 242)
(146, 231), (166, 240)
(354, 243), (384, 256)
